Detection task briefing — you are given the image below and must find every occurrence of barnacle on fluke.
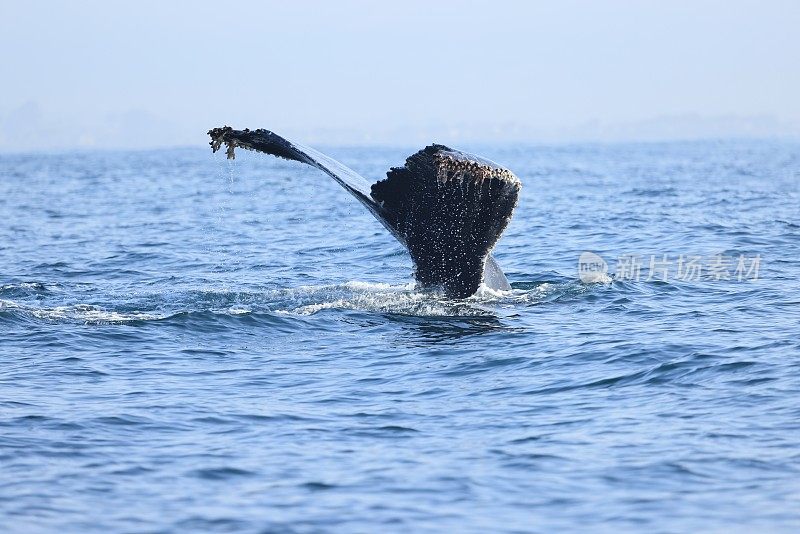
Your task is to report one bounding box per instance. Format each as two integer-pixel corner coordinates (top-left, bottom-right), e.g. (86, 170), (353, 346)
(208, 126), (521, 298)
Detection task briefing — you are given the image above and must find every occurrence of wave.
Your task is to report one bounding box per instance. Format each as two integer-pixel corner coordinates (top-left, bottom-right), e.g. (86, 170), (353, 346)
(0, 278), (600, 325)
(0, 299), (165, 324)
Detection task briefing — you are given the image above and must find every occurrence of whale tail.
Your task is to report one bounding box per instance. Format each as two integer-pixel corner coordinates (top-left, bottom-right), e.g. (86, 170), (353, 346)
(208, 127), (520, 298)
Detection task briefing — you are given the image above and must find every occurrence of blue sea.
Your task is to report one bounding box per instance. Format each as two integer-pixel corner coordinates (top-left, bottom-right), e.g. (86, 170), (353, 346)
(1, 140), (799, 532)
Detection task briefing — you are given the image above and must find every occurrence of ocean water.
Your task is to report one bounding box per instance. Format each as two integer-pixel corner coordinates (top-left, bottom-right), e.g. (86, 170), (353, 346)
(1, 140), (799, 532)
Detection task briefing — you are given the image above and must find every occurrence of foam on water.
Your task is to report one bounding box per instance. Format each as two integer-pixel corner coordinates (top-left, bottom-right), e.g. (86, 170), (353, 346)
(0, 279), (579, 324)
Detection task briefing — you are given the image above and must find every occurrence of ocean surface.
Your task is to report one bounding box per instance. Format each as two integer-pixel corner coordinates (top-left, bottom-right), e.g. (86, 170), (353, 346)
(1, 140), (799, 532)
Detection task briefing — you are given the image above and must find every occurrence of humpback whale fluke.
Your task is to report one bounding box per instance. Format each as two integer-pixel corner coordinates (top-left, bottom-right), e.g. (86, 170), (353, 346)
(208, 126), (521, 298)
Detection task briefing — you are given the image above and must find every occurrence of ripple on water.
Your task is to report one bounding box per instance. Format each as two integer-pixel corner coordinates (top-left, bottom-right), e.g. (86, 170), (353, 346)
(1, 143), (799, 532)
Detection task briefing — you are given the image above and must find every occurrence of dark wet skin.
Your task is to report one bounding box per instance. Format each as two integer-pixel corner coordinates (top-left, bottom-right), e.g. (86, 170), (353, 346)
(208, 127), (520, 298)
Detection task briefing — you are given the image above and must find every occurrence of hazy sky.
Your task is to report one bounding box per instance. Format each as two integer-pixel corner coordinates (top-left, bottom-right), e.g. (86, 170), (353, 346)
(1, 0), (799, 150)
